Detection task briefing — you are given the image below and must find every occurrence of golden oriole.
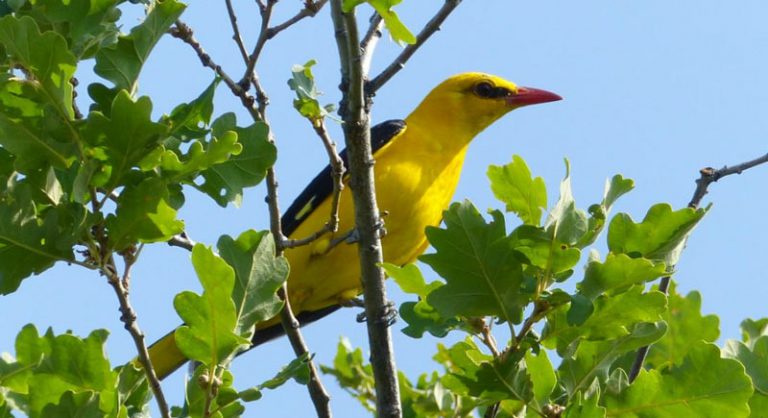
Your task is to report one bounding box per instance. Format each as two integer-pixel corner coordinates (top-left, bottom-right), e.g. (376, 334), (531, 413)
(148, 72), (561, 378)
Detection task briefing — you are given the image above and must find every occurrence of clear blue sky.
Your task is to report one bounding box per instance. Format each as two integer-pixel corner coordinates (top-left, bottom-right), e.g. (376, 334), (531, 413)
(2, 1), (767, 416)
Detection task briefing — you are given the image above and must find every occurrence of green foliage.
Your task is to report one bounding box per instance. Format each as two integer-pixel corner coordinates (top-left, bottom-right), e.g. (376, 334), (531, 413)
(174, 244), (251, 369)
(488, 155), (547, 226)
(288, 60), (335, 123)
(342, 0), (416, 44)
(94, 0), (185, 92)
(323, 155), (751, 418)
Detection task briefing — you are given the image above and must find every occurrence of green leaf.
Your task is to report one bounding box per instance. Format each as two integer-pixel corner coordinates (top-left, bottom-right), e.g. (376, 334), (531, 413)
(15, 0), (121, 59)
(487, 155), (547, 226)
(174, 245), (251, 368)
(604, 342), (752, 417)
(525, 350), (556, 407)
(12, 325), (116, 418)
(723, 336), (768, 407)
(217, 230), (287, 336)
(0, 15), (76, 118)
(320, 338), (376, 412)
(577, 253), (666, 300)
(94, 0), (185, 91)
(40, 391), (102, 418)
(342, 0), (415, 44)
(0, 191), (86, 294)
(740, 318), (768, 347)
(105, 176), (184, 250)
(185, 367), (244, 418)
(607, 203), (707, 265)
(422, 201), (527, 325)
(115, 363), (151, 417)
(0, 16), (80, 172)
(82, 91), (169, 188)
(564, 393), (606, 418)
(383, 263), (461, 338)
(150, 130), (242, 181)
(545, 159), (588, 244)
(166, 77), (219, 141)
(195, 113), (276, 207)
(558, 322), (667, 397)
(575, 175), (635, 249)
(509, 225), (581, 275)
(287, 60), (334, 122)
(646, 282), (719, 370)
(258, 353), (311, 390)
(545, 287), (666, 353)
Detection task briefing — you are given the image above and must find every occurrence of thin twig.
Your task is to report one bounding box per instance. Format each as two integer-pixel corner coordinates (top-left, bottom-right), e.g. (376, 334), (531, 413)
(238, 0), (277, 91)
(368, 0), (463, 94)
(628, 151), (768, 383)
(479, 322), (500, 358)
(86, 190), (170, 418)
(283, 120), (346, 249)
(168, 233), (195, 251)
(170, 20), (261, 122)
(330, 2), (402, 417)
(267, 0), (329, 39)
(360, 13), (384, 76)
(224, 0), (249, 62)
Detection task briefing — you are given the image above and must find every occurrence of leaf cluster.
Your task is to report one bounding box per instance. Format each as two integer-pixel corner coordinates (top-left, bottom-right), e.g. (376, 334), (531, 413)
(323, 156), (756, 417)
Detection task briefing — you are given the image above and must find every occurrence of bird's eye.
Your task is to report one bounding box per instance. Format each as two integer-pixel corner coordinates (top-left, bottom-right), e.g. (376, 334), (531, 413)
(473, 82), (495, 98)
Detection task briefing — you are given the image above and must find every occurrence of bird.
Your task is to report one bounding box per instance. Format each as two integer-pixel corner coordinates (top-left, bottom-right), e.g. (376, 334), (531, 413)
(147, 72), (561, 379)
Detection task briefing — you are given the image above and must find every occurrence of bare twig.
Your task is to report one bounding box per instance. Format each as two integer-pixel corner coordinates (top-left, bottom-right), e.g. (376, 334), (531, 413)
(238, 0), (277, 91)
(330, 1), (402, 417)
(283, 120), (346, 249)
(267, 0), (329, 39)
(687, 153), (768, 209)
(479, 322), (500, 358)
(224, 0), (249, 62)
(360, 13), (384, 75)
(168, 233), (195, 251)
(170, 20), (261, 122)
(87, 190), (170, 417)
(628, 151), (768, 383)
(368, 0), (463, 94)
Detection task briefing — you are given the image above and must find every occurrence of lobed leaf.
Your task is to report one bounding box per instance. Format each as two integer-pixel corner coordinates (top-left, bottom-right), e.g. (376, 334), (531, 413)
(608, 203), (707, 265)
(487, 155), (547, 226)
(174, 245), (251, 368)
(195, 113), (275, 207)
(94, 0), (185, 91)
(423, 201), (528, 325)
(217, 230), (287, 336)
(603, 342), (752, 417)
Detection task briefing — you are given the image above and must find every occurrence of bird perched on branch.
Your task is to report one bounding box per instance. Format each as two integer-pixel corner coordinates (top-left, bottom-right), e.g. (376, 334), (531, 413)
(148, 72), (561, 378)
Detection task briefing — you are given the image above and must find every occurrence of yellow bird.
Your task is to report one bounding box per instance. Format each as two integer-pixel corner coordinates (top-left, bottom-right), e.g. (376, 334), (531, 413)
(148, 72), (561, 378)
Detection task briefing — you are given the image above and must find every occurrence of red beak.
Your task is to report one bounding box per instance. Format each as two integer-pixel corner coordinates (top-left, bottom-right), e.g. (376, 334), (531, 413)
(507, 87), (562, 107)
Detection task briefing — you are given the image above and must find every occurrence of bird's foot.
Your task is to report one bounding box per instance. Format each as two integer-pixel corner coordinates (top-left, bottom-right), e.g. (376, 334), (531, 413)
(355, 300), (398, 326)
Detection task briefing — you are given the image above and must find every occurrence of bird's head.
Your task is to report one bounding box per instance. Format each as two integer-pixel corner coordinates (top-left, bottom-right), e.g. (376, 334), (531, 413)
(407, 72), (561, 142)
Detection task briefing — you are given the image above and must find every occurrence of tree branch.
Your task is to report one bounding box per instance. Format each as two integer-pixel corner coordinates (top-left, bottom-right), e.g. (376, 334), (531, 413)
(628, 151), (768, 382)
(330, 2), (402, 417)
(283, 119), (345, 249)
(224, 0), (249, 62)
(367, 0), (463, 94)
(360, 13), (383, 75)
(267, 0), (329, 39)
(171, 13), (332, 414)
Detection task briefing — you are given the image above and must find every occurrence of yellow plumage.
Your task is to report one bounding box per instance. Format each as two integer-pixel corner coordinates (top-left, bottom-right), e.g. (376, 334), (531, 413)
(148, 72), (560, 378)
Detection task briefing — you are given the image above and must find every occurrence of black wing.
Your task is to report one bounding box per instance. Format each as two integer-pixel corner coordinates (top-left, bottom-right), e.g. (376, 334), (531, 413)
(281, 119), (407, 236)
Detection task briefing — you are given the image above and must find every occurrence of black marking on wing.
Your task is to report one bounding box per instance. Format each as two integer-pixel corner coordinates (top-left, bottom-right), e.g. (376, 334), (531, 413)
(281, 119), (407, 236)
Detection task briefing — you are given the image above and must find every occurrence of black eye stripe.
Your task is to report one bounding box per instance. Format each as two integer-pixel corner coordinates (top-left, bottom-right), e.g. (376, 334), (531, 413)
(473, 82), (511, 99)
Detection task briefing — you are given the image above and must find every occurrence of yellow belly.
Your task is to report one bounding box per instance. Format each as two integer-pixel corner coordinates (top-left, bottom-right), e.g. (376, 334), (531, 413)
(283, 143), (468, 314)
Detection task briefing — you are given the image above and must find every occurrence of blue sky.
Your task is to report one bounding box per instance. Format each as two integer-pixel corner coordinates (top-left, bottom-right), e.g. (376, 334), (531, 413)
(2, 1), (768, 416)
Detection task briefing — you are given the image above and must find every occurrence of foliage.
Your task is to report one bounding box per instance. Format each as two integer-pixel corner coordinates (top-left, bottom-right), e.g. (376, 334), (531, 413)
(0, 1), (761, 417)
(327, 157), (757, 417)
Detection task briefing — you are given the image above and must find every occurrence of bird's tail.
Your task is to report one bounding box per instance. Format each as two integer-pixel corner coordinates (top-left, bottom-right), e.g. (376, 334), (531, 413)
(146, 304), (343, 379)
